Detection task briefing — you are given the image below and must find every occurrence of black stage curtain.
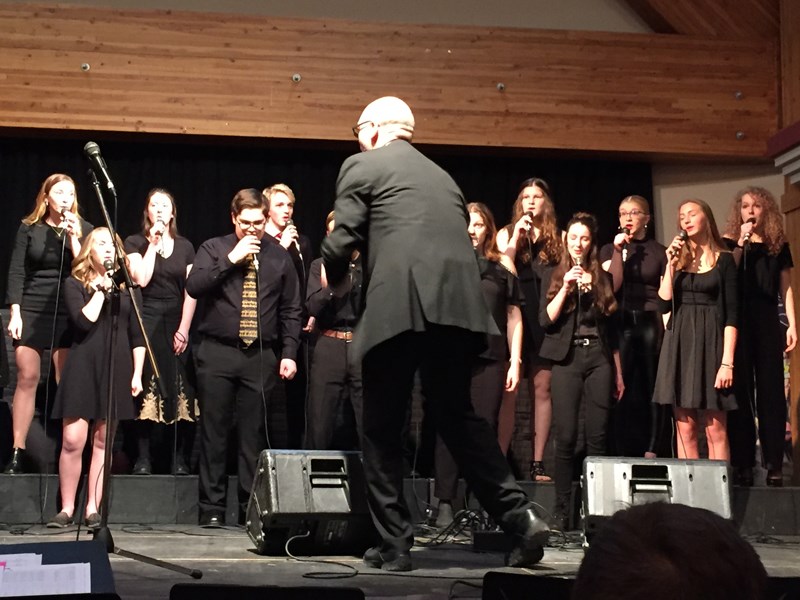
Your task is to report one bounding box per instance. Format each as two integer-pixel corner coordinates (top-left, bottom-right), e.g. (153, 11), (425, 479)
(0, 133), (652, 301)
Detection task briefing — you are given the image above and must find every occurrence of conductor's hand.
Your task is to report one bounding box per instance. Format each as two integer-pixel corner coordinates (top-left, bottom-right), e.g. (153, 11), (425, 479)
(131, 373), (143, 397)
(279, 358), (297, 380)
(228, 235), (261, 265)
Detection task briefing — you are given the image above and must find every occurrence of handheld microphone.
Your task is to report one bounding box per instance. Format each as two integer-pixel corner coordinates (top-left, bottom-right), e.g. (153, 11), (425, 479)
(743, 217), (756, 244)
(83, 141), (116, 192)
(103, 259), (115, 274)
(286, 219), (303, 259)
(620, 225), (632, 262)
(668, 230), (688, 259)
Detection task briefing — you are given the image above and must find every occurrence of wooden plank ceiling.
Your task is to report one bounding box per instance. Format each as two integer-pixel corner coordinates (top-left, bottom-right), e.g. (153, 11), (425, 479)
(624, 0), (780, 38)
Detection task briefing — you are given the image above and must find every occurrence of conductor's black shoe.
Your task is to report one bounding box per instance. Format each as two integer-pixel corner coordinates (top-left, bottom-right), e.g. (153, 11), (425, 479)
(199, 511), (225, 528)
(363, 546), (412, 572)
(132, 457), (152, 475)
(506, 508), (550, 568)
(4, 448), (29, 474)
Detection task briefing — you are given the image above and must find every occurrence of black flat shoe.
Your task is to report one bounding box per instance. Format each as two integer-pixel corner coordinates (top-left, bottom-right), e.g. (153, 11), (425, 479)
(132, 457), (152, 475)
(47, 511), (74, 528)
(173, 458), (190, 476)
(3, 448), (28, 474)
(85, 513), (102, 530)
(199, 511), (225, 528)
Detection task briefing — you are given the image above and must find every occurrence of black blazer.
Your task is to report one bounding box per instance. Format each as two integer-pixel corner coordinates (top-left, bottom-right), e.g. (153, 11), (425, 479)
(538, 268), (618, 363)
(321, 139), (494, 359)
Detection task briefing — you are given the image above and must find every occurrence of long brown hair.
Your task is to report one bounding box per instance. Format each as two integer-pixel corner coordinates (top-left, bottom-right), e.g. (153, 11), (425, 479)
(546, 212), (617, 316)
(506, 178), (561, 265)
(467, 202), (502, 262)
(723, 186), (785, 257)
(22, 174), (82, 225)
(141, 188), (179, 237)
(675, 199), (728, 271)
(71, 227), (130, 291)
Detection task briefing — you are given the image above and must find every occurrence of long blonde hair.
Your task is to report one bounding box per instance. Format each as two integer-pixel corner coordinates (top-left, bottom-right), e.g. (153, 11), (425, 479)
(71, 227), (130, 291)
(723, 186), (785, 257)
(22, 174), (82, 225)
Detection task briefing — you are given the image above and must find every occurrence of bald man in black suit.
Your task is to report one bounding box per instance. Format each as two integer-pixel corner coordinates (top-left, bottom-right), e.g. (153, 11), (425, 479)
(321, 96), (549, 572)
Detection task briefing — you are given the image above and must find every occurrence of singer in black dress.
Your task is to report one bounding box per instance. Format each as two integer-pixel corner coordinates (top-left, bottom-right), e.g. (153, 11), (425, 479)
(48, 228), (145, 528)
(600, 195), (670, 458)
(125, 188), (197, 475)
(4, 174), (92, 474)
(434, 203), (524, 526)
(539, 213), (623, 529)
(723, 187), (795, 486)
(496, 178), (562, 481)
(653, 199), (737, 461)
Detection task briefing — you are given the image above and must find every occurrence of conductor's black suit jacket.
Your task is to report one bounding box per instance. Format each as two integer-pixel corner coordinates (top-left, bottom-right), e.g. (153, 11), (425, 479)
(321, 139), (495, 359)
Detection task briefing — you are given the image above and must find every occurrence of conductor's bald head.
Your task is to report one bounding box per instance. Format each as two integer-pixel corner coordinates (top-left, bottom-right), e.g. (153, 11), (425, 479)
(354, 96), (415, 152)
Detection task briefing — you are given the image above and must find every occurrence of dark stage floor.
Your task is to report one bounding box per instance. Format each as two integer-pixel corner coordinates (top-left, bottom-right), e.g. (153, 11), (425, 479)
(1, 522), (800, 599)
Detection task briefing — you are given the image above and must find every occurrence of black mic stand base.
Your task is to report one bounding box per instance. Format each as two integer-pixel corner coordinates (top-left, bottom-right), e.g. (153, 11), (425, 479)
(93, 526), (202, 579)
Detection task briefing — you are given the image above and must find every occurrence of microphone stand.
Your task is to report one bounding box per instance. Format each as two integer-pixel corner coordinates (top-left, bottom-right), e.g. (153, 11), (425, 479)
(85, 168), (201, 580)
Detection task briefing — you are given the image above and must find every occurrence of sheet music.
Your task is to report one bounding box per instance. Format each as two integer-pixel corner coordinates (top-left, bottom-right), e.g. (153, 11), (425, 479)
(0, 554), (91, 597)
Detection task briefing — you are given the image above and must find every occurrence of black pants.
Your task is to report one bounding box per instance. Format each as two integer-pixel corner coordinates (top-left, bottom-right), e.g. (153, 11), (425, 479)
(195, 338), (277, 515)
(362, 325), (534, 555)
(551, 341), (612, 507)
(305, 335), (363, 450)
(729, 302), (787, 471)
(283, 337), (309, 449)
(434, 359), (504, 501)
(612, 310), (671, 457)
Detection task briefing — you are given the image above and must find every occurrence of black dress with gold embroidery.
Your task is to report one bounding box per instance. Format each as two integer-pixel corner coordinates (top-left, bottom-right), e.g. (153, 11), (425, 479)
(124, 234), (197, 423)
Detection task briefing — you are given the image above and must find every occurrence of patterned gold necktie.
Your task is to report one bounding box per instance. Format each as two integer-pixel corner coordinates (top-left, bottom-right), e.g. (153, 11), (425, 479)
(238, 257), (258, 346)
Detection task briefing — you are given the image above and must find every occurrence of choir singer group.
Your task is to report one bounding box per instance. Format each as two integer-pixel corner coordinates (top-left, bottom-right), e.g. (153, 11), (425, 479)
(1, 98), (794, 570)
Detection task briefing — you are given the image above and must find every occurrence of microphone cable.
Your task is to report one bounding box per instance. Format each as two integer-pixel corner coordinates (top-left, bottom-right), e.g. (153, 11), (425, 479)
(253, 255), (271, 451)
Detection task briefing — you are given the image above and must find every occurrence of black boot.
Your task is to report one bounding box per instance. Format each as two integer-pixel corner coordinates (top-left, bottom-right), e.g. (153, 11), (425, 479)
(3, 448), (28, 474)
(506, 507), (550, 568)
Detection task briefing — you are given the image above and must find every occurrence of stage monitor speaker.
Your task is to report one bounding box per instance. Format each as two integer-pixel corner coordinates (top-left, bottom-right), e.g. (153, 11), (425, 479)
(482, 571), (573, 599)
(581, 457), (732, 542)
(246, 449), (377, 556)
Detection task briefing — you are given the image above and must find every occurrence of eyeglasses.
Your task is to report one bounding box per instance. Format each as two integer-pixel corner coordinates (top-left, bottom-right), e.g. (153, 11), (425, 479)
(619, 210), (647, 218)
(236, 219), (266, 230)
(352, 121), (373, 137)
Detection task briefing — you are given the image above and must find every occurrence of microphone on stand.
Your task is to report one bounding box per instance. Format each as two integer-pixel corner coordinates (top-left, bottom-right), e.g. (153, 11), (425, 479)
(743, 217), (756, 245)
(83, 142), (116, 192)
(668, 230), (688, 259)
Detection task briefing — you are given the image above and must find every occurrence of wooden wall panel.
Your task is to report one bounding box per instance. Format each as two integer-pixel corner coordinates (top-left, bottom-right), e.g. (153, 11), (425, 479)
(0, 3), (779, 158)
